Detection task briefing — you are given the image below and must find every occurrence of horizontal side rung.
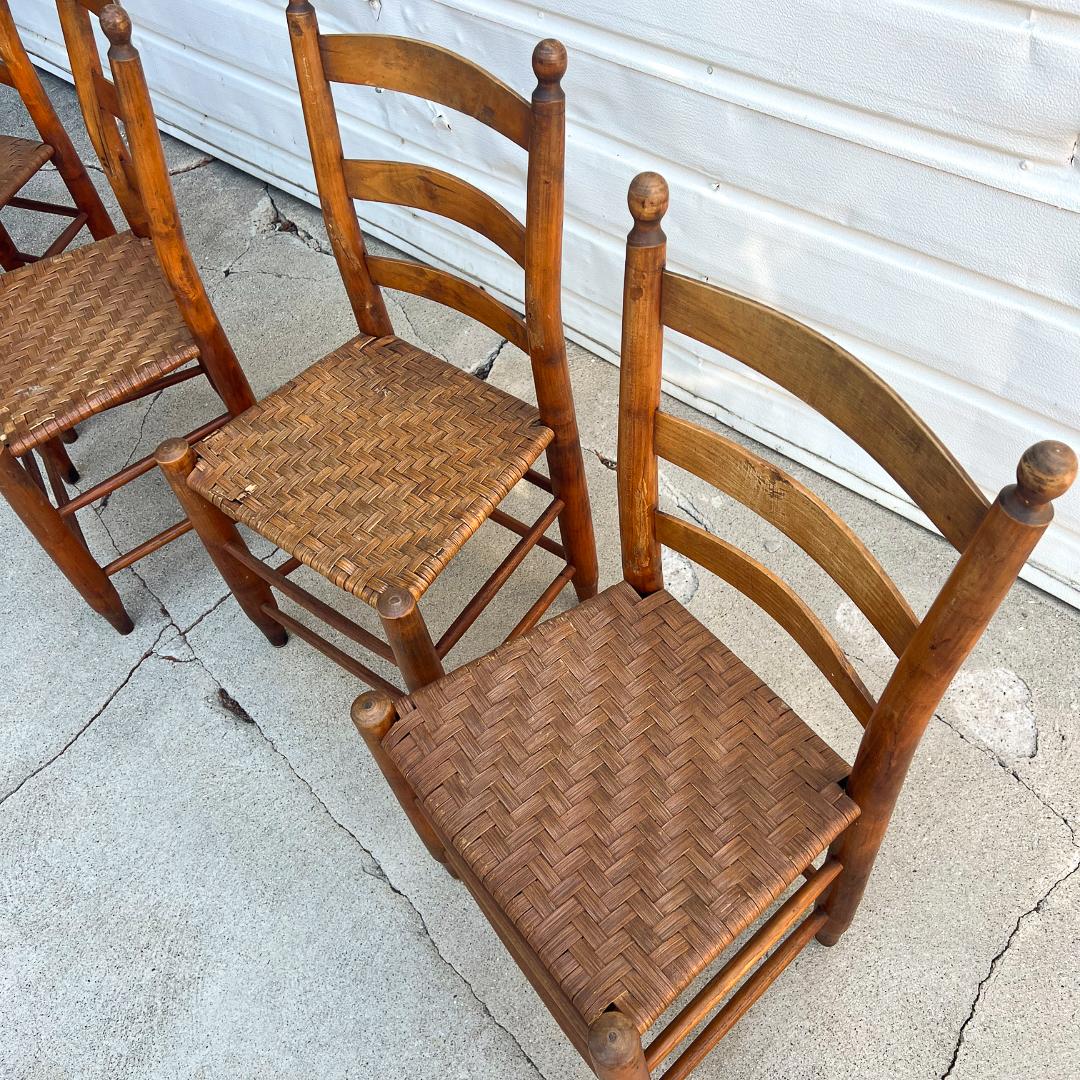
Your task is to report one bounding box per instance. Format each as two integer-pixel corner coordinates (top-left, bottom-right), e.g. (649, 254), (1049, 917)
(660, 909), (828, 1080)
(260, 603), (401, 698)
(524, 468), (553, 494)
(6, 195), (81, 217)
(488, 508), (565, 558)
(104, 519), (191, 575)
(437, 497), (564, 657)
(225, 541), (394, 663)
(59, 411), (230, 517)
(41, 213), (89, 259)
(111, 362), (204, 409)
(505, 564), (576, 643)
(647, 859), (843, 1069)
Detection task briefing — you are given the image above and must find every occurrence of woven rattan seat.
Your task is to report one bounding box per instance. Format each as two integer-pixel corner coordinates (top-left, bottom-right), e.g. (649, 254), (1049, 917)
(189, 334), (554, 607)
(383, 581), (860, 1031)
(0, 134), (52, 204)
(0, 230), (199, 454)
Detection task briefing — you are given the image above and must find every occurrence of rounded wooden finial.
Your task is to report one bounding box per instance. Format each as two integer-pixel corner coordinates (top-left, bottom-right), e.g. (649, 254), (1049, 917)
(588, 1011), (642, 1072)
(628, 171), (669, 226)
(1016, 440), (1077, 505)
(351, 690), (396, 738)
(376, 586), (416, 620)
(532, 38), (567, 84)
(99, 4), (132, 47)
(154, 437), (192, 467)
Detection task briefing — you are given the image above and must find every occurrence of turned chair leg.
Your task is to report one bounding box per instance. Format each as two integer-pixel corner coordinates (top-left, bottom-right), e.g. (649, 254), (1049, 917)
(0, 221), (21, 271)
(352, 690), (456, 873)
(0, 444), (133, 633)
(377, 587), (444, 693)
(546, 442), (599, 601)
(155, 437), (287, 647)
(40, 438), (79, 484)
(588, 1010), (651, 1080)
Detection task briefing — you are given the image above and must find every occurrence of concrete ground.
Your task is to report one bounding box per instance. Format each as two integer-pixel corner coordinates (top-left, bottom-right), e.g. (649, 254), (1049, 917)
(2, 73), (1078, 1080)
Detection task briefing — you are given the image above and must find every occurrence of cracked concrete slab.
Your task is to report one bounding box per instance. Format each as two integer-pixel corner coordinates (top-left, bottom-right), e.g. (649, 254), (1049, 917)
(3, 73), (1079, 1080)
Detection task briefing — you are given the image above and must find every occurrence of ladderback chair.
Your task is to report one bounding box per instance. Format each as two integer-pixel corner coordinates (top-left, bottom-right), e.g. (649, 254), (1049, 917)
(0, 0), (112, 267)
(157, 0), (596, 693)
(348, 172), (1075, 1078)
(0, 1), (255, 633)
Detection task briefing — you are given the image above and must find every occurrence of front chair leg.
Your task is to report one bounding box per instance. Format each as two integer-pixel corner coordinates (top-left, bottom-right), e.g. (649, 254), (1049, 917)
(0, 444), (133, 633)
(589, 1010), (651, 1080)
(155, 437), (287, 647)
(377, 587), (444, 692)
(352, 690), (456, 874)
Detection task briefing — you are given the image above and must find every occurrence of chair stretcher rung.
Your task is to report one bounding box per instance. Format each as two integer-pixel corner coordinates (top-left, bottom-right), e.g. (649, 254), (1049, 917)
(489, 507), (565, 558)
(260, 603), (401, 697)
(504, 563), (576, 642)
(437, 497), (564, 657)
(226, 541), (394, 663)
(646, 858), (842, 1069)
(104, 519), (191, 575)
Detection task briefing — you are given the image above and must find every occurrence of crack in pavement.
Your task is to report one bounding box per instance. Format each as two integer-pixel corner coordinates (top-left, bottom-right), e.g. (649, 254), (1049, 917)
(263, 186), (333, 255)
(940, 858), (1080, 1079)
(471, 337), (509, 381)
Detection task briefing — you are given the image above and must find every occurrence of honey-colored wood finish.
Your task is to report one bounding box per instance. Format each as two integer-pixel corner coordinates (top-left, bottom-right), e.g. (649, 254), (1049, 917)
(0, 0), (113, 266)
(346, 169), (1074, 1079)
(167, 1), (595, 693)
(0, 2), (255, 631)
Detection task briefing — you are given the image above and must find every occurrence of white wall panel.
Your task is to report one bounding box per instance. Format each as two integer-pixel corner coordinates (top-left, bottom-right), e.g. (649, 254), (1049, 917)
(13, 0), (1080, 605)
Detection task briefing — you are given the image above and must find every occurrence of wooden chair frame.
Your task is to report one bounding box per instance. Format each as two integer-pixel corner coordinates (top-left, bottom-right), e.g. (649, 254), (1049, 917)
(0, 1), (255, 633)
(348, 172), (1076, 1077)
(158, 1), (596, 692)
(0, 0), (112, 267)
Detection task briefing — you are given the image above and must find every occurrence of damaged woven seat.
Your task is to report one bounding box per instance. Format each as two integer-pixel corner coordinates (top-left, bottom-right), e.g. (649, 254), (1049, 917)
(349, 173), (1074, 1080)
(384, 580), (859, 1030)
(189, 334), (553, 605)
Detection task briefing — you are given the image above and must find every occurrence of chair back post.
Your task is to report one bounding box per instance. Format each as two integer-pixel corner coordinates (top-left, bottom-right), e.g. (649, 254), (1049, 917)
(285, 0), (393, 338)
(617, 172), (669, 595)
(98, 5), (254, 416)
(524, 40), (597, 598)
(819, 440), (1077, 944)
(0, 0), (113, 240)
(55, 0), (147, 234)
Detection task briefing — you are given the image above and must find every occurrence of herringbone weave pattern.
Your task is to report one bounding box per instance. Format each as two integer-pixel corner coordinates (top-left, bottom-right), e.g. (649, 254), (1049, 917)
(0, 134), (51, 204)
(0, 230), (199, 454)
(190, 335), (553, 607)
(385, 582), (859, 1030)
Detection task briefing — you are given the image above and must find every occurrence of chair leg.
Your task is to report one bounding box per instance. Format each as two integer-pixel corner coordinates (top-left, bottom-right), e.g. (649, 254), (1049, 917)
(589, 1010), (651, 1080)
(545, 440), (599, 601)
(40, 438), (79, 484)
(352, 690), (456, 873)
(0, 445), (133, 633)
(155, 437), (287, 647)
(60, 427), (79, 445)
(377, 588), (445, 693)
(0, 220), (22, 271)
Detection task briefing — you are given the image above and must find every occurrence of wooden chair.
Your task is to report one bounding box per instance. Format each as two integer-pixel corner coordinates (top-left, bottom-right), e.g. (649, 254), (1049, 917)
(348, 172), (1076, 1078)
(0, 0), (113, 268)
(0, 1), (255, 633)
(156, 0), (597, 693)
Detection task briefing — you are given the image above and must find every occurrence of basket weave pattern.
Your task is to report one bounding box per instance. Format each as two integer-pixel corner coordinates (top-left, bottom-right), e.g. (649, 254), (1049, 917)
(0, 133), (52, 203)
(0, 230), (199, 454)
(190, 334), (553, 607)
(386, 581), (859, 1030)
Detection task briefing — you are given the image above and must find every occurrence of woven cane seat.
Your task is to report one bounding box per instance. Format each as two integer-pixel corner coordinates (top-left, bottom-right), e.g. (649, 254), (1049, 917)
(384, 581), (860, 1031)
(189, 334), (553, 607)
(0, 134), (52, 204)
(0, 230), (199, 454)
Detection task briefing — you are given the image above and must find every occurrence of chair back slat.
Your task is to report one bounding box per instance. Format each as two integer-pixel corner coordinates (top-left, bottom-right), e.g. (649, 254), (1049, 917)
(343, 160), (527, 267)
(55, 0), (146, 233)
(656, 511), (876, 725)
(661, 270), (989, 553)
(655, 412), (918, 656)
(319, 33), (532, 150)
(366, 257), (530, 354)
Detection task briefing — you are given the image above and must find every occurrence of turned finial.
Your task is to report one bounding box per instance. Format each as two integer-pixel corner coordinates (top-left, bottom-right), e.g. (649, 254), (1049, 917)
(351, 690), (397, 739)
(628, 171), (669, 227)
(532, 38), (567, 85)
(100, 4), (132, 47)
(1016, 441), (1077, 506)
